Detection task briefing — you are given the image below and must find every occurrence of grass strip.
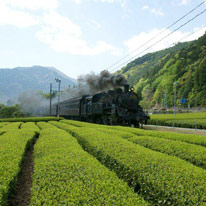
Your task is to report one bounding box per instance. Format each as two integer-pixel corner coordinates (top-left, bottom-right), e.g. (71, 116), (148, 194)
(50, 121), (206, 206)
(30, 126), (148, 206)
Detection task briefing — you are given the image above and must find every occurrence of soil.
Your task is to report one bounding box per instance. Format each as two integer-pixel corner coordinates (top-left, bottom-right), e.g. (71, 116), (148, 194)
(8, 136), (38, 206)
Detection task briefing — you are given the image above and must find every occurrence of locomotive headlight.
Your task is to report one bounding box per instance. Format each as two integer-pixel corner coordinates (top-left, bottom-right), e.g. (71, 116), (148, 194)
(130, 87), (134, 92)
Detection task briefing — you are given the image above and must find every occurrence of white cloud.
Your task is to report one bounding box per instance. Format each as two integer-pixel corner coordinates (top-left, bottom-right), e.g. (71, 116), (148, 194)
(71, 0), (126, 7)
(37, 11), (121, 56)
(87, 20), (101, 30)
(124, 27), (206, 58)
(178, 0), (190, 6)
(3, 0), (58, 10)
(0, 2), (39, 27)
(0, 0), (57, 28)
(142, 5), (164, 16)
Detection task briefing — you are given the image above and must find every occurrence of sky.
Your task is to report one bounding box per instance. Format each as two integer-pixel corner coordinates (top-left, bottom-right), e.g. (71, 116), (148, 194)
(0, 0), (206, 79)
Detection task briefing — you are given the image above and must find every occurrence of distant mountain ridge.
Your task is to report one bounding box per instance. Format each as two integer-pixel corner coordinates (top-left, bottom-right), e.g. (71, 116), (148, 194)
(0, 66), (76, 104)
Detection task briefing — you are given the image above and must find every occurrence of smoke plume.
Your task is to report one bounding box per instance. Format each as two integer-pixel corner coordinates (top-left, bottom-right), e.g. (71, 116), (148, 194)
(18, 91), (49, 116)
(17, 70), (128, 116)
(78, 70), (128, 94)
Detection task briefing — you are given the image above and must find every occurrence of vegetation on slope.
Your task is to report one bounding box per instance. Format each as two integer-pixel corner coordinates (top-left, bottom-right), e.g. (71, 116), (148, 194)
(118, 33), (206, 108)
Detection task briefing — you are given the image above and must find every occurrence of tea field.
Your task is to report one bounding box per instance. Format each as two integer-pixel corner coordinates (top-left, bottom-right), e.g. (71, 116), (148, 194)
(149, 112), (206, 129)
(0, 117), (206, 205)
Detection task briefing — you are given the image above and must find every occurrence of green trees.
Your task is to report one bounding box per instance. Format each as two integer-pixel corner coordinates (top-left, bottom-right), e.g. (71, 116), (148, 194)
(0, 104), (23, 118)
(118, 34), (206, 108)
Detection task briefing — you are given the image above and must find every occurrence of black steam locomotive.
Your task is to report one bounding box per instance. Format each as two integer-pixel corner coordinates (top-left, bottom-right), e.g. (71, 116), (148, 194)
(52, 85), (149, 127)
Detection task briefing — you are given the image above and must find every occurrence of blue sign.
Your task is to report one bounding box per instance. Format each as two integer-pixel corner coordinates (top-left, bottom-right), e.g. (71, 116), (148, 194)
(180, 98), (186, 104)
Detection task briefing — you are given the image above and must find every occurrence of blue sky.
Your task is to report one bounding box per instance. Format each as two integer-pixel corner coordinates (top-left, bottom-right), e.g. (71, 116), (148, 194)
(0, 0), (205, 79)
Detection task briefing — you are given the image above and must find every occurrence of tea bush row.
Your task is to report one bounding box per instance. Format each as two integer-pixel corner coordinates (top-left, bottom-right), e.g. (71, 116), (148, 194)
(149, 113), (206, 129)
(86, 126), (206, 169)
(111, 126), (206, 147)
(0, 116), (63, 123)
(21, 122), (40, 132)
(127, 135), (206, 169)
(30, 125), (148, 206)
(150, 112), (206, 121)
(59, 120), (206, 147)
(50, 122), (206, 206)
(149, 119), (206, 129)
(0, 122), (22, 133)
(0, 129), (37, 205)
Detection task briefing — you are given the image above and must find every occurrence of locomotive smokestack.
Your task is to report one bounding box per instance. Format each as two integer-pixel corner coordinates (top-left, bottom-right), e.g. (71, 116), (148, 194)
(124, 85), (129, 93)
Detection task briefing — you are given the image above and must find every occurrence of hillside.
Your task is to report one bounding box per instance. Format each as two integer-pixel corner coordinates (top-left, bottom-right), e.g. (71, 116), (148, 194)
(118, 33), (206, 108)
(0, 66), (76, 104)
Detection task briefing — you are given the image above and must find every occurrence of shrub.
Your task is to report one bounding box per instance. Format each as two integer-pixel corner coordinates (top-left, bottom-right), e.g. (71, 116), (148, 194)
(50, 122), (206, 205)
(30, 127), (148, 206)
(0, 129), (37, 205)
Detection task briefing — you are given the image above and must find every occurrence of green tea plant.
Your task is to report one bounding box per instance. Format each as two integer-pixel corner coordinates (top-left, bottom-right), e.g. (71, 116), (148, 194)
(0, 129), (37, 205)
(37, 122), (59, 130)
(127, 135), (206, 169)
(50, 122), (206, 205)
(30, 126), (148, 206)
(149, 113), (206, 129)
(0, 117), (63, 123)
(111, 126), (206, 147)
(21, 122), (40, 132)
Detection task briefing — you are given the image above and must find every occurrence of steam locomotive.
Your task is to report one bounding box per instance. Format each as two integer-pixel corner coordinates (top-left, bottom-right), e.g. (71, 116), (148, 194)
(52, 85), (149, 127)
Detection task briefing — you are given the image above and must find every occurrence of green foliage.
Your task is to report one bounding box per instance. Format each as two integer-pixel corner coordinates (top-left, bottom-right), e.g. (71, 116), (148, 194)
(0, 116), (63, 122)
(50, 121), (206, 205)
(127, 135), (206, 169)
(0, 122), (22, 132)
(0, 129), (37, 205)
(30, 125), (148, 206)
(149, 112), (206, 129)
(69, 122), (206, 169)
(118, 34), (206, 107)
(112, 125), (206, 147)
(0, 104), (23, 118)
(21, 122), (40, 132)
(39, 91), (57, 100)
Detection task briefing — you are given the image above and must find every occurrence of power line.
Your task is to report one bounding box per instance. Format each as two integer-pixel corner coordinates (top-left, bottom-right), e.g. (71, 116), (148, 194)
(173, 25), (206, 45)
(110, 8), (206, 72)
(67, 7), (206, 93)
(105, 0), (206, 72)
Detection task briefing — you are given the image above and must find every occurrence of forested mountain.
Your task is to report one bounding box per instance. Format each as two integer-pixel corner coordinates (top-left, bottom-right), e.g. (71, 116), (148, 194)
(0, 66), (76, 104)
(118, 33), (206, 108)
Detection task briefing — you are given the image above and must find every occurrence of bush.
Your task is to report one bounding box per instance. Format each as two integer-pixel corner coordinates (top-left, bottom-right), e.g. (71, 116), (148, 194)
(0, 129), (37, 205)
(30, 126), (148, 206)
(50, 122), (206, 205)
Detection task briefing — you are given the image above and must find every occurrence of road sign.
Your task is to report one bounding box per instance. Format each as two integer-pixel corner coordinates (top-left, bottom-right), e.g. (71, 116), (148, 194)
(180, 98), (186, 104)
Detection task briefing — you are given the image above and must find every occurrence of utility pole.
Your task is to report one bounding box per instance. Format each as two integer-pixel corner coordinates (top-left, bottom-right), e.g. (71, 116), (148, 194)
(50, 83), (52, 116)
(174, 82), (177, 116)
(165, 92), (168, 109)
(55, 78), (61, 118)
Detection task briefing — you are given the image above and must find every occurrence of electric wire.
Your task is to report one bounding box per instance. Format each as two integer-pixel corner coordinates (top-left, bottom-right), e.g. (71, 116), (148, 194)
(64, 5), (206, 93)
(105, 0), (206, 72)
(109, 8), (206, 72)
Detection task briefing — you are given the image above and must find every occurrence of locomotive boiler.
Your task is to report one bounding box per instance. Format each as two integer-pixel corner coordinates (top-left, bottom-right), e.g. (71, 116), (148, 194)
(52, 85), (149, 127)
